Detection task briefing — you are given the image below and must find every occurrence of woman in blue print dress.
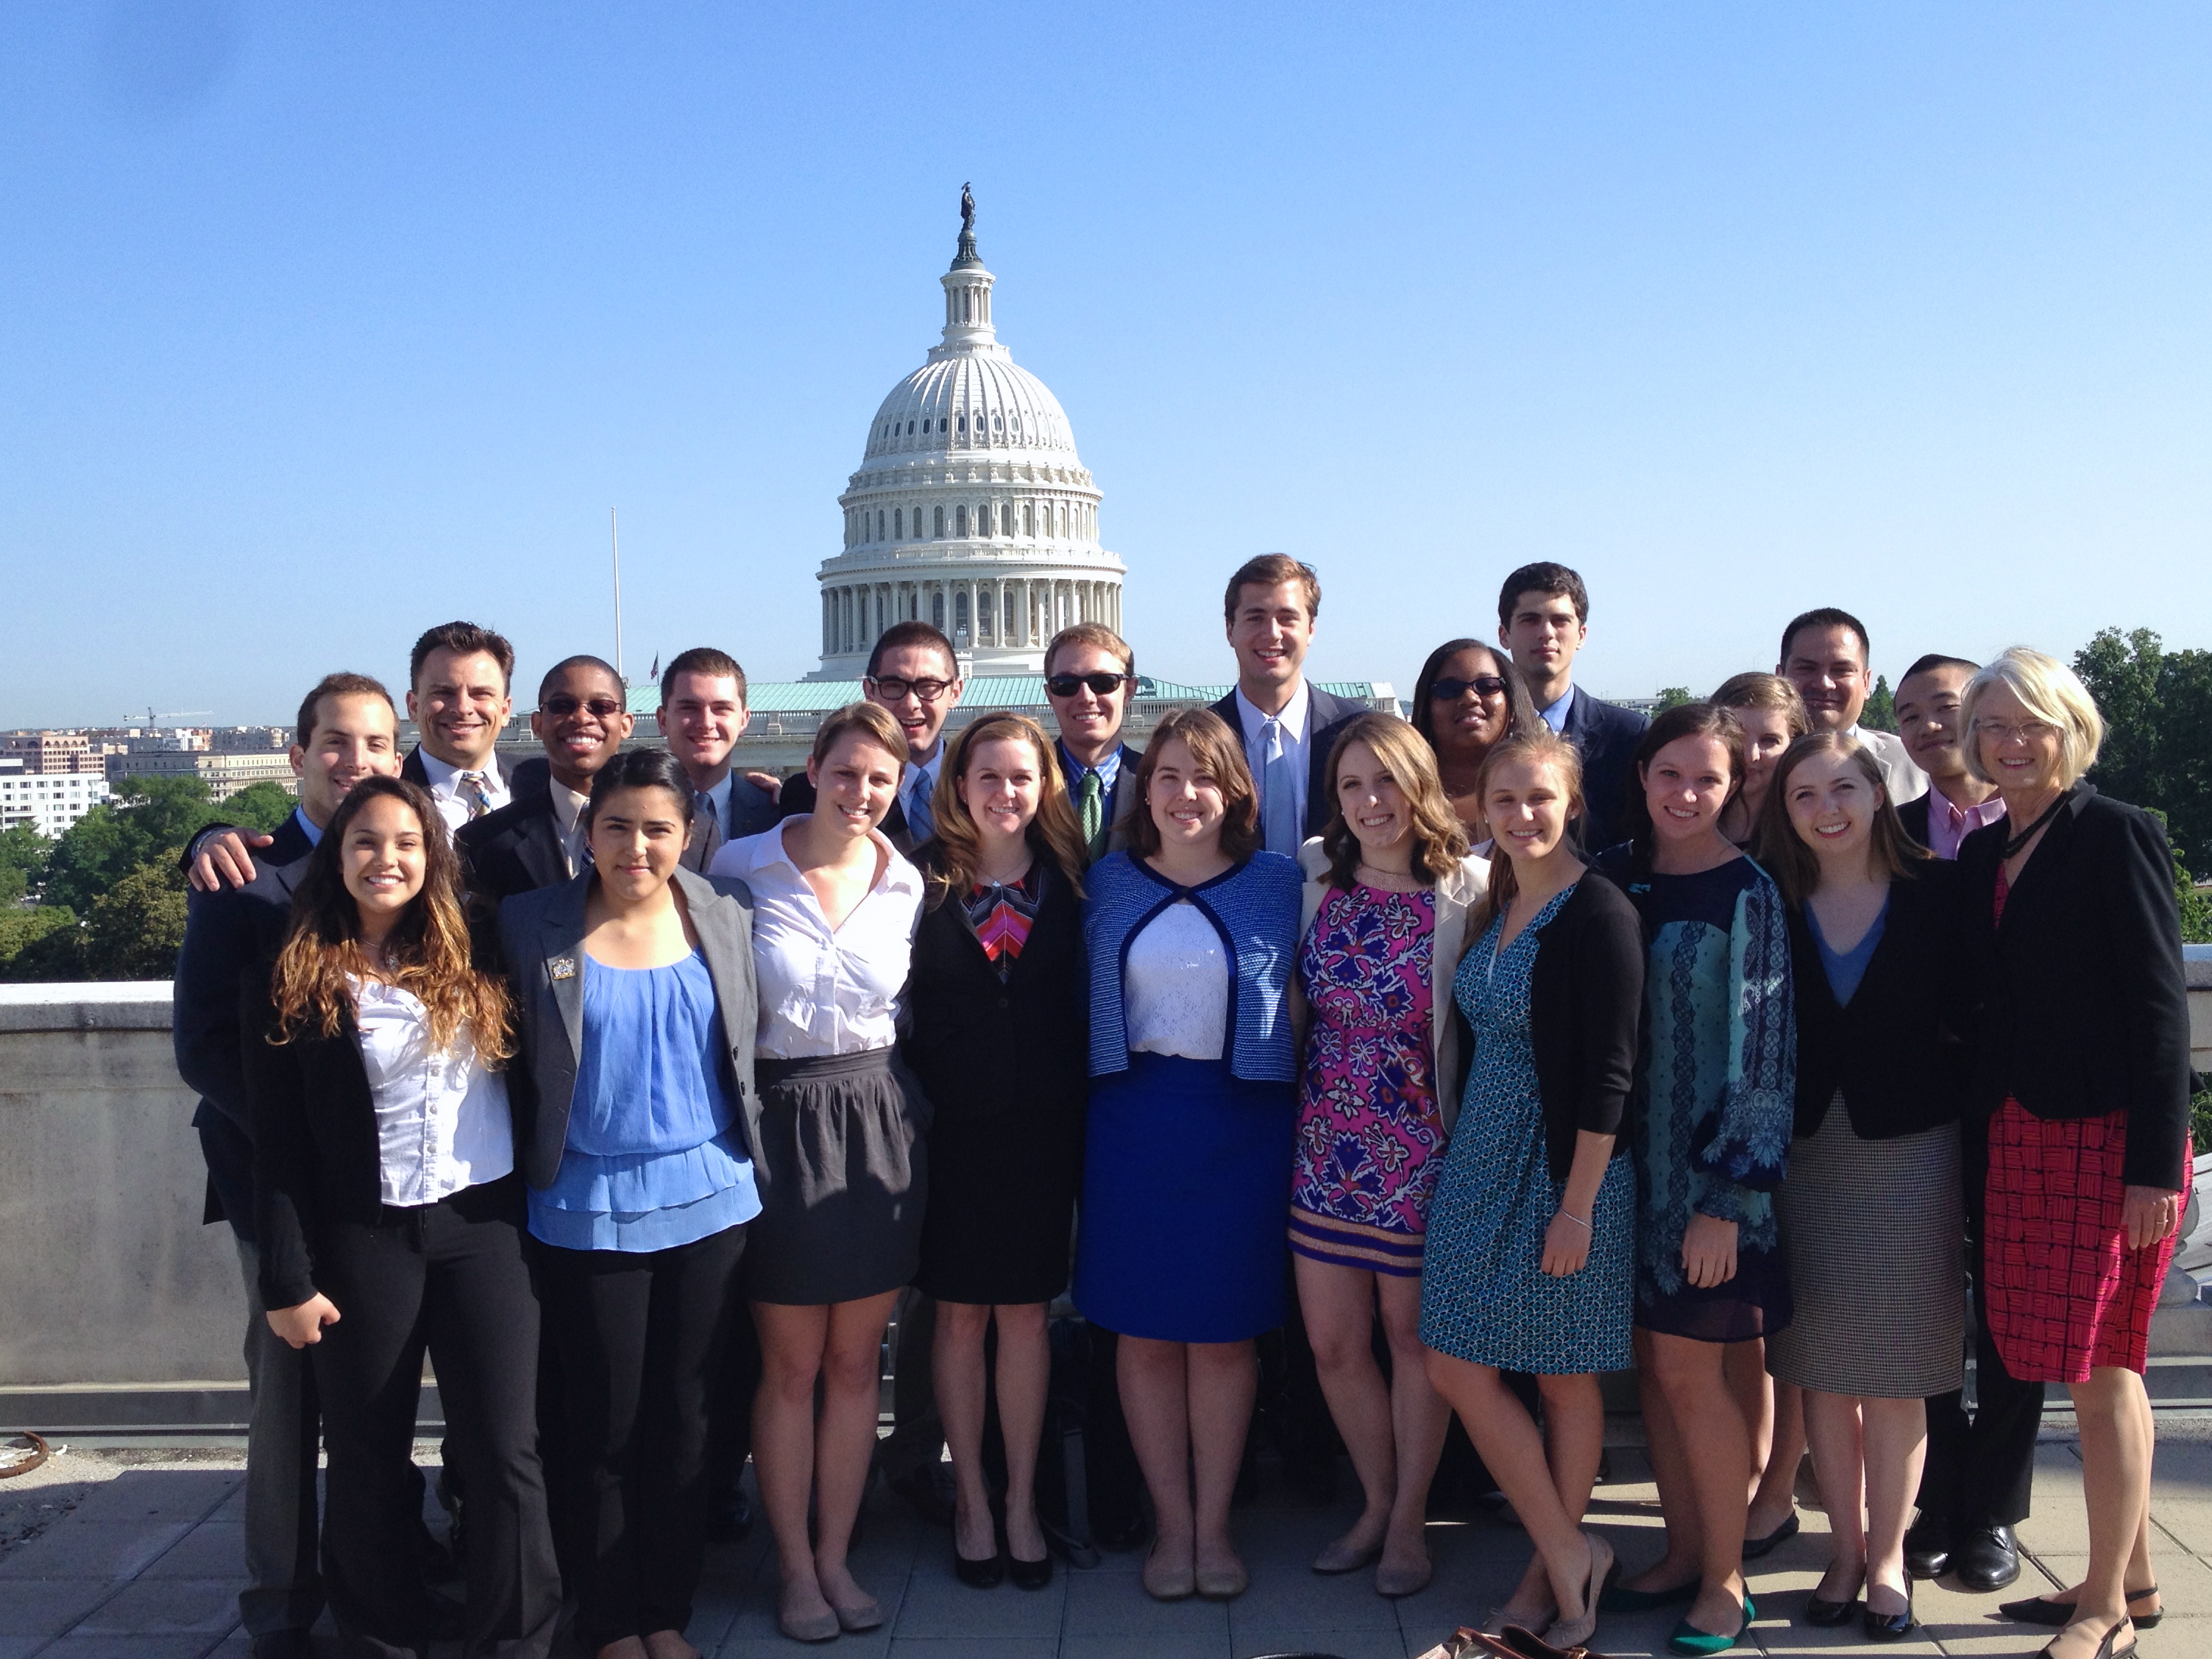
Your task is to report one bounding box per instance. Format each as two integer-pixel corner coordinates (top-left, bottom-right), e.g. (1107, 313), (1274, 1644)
(1419, 731), (1643, 1652)
(1593, 703), (1796, 1658)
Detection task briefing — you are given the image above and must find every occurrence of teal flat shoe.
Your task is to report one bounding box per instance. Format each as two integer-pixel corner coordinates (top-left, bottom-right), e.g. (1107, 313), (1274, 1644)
(1667, 1594), (1756, 1656)
(1600, 1575), (1700, 1614)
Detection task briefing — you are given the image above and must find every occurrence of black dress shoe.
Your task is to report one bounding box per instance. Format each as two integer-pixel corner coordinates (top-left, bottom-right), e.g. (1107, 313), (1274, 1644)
(954, 1545), (1005, 1588)
(1801, 1592), (1860, 1627)
(1863, 1582), (1915, 1641)
(1008, 1551), (1054, 1591)
(1953, 1524), (2021, 1592)
(1740, 1510), (1799, 1560)
(1903, 1512), (1954, 1580)
(249, 1633), (313, 1659)
(2001, 1585), (2162, 1630)
(705, 1484), (754, 1542)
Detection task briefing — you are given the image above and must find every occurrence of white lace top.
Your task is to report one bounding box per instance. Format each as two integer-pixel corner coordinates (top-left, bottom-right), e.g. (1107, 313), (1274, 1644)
(1123, 900), (1228, 1061)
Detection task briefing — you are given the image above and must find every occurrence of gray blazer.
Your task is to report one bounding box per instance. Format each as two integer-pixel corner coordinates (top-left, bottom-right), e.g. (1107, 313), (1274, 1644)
(497, 865), (763, 1193)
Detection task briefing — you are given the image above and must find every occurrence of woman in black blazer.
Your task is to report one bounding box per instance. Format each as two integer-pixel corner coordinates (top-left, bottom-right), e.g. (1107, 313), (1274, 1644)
(243, 776), (558, 1659)
(904, 713), (1091, 1591)
(1953, 650), (2191, 1658)
(1756, 733), (1965, 1639)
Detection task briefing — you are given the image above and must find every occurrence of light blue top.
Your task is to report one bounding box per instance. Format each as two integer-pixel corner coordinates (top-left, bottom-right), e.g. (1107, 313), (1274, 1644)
(528, 948), (761, 1253)
(1807, 898), (1887, 1008)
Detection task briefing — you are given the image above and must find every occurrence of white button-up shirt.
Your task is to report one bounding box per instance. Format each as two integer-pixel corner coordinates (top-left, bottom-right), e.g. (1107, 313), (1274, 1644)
(350, 979), (515, 1207)
(709, 822), (924, 1059)
(416, 749), (512, 831)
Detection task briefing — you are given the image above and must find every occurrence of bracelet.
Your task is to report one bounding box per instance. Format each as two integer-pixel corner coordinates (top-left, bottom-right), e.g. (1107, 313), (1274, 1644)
(1556, 1210), (1591, 1231)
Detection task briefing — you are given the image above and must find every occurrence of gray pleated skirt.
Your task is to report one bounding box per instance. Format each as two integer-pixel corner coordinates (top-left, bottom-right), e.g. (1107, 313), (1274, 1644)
(744, 1048), (931, 1307)
(1766, 1096), (1965, 1398)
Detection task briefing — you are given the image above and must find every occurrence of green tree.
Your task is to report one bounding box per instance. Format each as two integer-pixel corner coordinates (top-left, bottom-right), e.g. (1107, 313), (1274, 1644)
(1860, 675), (1896, 733)
(80, 861), (189, 981)
(1654, 686), (1694, 711)
(2073, 627), (2212, 868)
(40, 775), (214, 914)
(0, 904), (77, 981)
(0, 823), (52, 905)
(218, 781), (298, 834)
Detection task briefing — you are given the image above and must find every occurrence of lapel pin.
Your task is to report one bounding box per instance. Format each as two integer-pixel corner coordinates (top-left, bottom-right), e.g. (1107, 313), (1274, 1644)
(550, 956), (578, 981)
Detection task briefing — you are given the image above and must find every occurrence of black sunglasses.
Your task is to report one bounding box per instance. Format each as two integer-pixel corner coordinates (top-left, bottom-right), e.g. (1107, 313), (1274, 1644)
(540, 695), (625, 718)
(1045, 672), (1132, 698)
(1430, 676), (1507, 701)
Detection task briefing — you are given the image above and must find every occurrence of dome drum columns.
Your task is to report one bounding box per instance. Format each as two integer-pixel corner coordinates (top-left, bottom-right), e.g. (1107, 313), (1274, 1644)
(820, 575), (1122, 665)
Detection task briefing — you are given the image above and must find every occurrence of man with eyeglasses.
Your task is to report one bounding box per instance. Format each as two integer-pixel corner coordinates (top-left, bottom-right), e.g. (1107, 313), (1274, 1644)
(778, 620), (962, 854)
(1042, 622), (1145, 863)
(458, 656), (635, 905)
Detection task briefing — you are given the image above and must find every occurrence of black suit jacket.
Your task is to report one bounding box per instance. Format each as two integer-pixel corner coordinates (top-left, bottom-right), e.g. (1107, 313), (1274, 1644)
(681, 773), (782, 873)
(455, 778), (570, 906)
(1559, 685), (1650, 853)
(900, 850), (1088, 1126)
(172, 814), (317, 1238)
(1956, 785), (2194, 1190)
(400, 744), (536, 807)
(1789, 862), (1965, 1142)
(776, 772), (918, 854)
(1896, 792), (1932, 850)
(1205, 684), (1370, 840)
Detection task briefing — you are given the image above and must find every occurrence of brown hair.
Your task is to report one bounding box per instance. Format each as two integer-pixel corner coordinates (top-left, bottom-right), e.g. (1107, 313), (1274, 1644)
(269, 777), (514, 1062)
(865, 620), (957, 681)
(1222, 554), (1319, 624)
(1126, 708), (1261, 862)
(1318, 713), (1469, 889)
(409, 621), (516, 693)
(1754, 731), (1928, 905)
(1043, 622), (1134, 680)
(659, 646), (748, 708)
(1466, 730), (1586, 936)
(923, 714), (1088, 907)
(294, 672), (396, 749)
(1623, 702), (1746, 875)
(810, 701), (907, 772)
(1495, 561), (1590, 628)
(1710, 672), (1811, 736)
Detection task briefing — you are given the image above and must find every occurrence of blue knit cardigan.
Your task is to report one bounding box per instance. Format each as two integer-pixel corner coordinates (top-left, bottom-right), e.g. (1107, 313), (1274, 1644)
(1082, 850), (1304, 1082)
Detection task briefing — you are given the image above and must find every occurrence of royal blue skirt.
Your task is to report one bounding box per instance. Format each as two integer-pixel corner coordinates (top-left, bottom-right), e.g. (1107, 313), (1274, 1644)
(1074, 1051), (1295, 1343)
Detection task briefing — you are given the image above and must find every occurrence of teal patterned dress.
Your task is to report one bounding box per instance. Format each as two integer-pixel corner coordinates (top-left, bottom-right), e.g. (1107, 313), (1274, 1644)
(1419, 886), (1636, 1374)
(1594, 848), (1796, 1343)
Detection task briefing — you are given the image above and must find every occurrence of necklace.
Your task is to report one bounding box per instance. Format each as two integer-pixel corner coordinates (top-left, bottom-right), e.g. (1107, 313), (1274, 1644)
(2000, 789), (2069, 861)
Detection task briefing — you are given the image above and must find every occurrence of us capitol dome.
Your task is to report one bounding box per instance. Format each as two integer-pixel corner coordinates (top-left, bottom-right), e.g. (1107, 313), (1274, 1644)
(810, 189), (1124, 678)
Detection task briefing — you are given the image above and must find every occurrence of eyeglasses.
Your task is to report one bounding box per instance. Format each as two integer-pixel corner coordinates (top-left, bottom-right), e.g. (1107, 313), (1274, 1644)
(1974, 718), (2058, 745)
(1430, 676), (1507, 701)
(1045, 672), (1132, 698)
(866, 675), (953, 703)
(540, 696), (625, 718)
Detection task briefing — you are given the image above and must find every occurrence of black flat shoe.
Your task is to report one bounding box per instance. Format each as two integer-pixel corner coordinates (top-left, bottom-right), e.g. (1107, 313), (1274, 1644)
(2036, 1615), (2138, 1659)
(2002, 1587), (2161, 1630)
(1903, 1513), (1953, 1580)
(1801, 1593), (1860, 1627)
(1862, 1583), (1915, 1641)
(954, 1546), (1005, 1588)
(1599, 1575), (1700, 1613)
(1008, 1552), (1054, 1591)
(1952, 1524), (2021, 1592)
(1740, 1510), (1800, 1561)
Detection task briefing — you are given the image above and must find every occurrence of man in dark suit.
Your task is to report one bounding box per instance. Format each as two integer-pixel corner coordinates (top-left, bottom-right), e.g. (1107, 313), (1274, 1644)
(1207, 553), (1368, 855)
(655, 646), (783, 873)
(777, 620), (963, 856)
(456, 656), (632, 908)
(1042, 622), (1145, 863)
(172, 672), (403, 1659)
(1495, 562), (1649, 850)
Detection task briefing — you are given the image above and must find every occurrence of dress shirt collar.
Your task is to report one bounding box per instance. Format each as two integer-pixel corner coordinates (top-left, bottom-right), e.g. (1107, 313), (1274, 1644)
(1233, 681), (1311, 745)
(418, 747), (508, 804)
(1538, 685), (1575, 734)
(734, 818), (924, 900)
(1924, 784), (2007, 861)
(292, 806), (324, 848)
(698, 770), (734, 834)
(1060, 742), (1122, 792)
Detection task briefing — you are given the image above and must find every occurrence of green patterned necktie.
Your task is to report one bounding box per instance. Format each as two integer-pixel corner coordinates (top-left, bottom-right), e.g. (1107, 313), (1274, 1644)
(1079, 769), (1105, 860)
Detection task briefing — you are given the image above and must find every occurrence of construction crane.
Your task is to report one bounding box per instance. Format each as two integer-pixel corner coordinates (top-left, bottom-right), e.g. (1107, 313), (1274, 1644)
(138, 706), (213, 728)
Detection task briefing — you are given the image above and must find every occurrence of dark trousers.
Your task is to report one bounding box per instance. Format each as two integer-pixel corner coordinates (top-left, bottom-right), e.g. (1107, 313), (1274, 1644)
(706, 1294), (762, 1498)
(311, 1178), (558, 1659)
(233, 1236), (325, 1637)
(1917, 1113), (2046, 1530)
(539, 1223), (748, 1648)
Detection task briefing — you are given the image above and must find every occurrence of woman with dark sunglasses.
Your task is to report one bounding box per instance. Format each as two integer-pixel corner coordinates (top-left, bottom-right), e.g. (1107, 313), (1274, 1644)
(1410, 641), (1542, 845)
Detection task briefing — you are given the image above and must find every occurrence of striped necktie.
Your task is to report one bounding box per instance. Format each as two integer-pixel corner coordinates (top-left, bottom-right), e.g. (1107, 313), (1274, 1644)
(456, 770), (492, 821)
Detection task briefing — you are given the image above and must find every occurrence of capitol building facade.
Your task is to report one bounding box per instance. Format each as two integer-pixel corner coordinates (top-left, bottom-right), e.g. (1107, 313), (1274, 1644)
(809, 206), (1125, 678)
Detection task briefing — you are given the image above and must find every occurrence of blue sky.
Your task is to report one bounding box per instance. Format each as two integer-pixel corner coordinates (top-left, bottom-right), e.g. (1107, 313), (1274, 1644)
(2, 2), (2207, 725)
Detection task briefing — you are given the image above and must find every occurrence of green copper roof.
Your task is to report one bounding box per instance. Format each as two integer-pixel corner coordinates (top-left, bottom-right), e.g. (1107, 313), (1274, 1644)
(622, 678), (1396, 717)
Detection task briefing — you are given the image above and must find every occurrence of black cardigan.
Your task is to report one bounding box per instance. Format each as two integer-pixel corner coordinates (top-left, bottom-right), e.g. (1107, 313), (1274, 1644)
(1788, 862), (1965, 1141)
(1956, 785), (2194, 1190)
(899, 847), (1090, 1125)
(1450, 871), (1644, 1182)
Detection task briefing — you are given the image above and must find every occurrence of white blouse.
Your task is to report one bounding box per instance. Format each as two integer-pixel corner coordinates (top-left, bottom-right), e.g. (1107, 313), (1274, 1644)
(710, 822), (924, 1059)
(1124, 900), (1228, 1062)
(350, 979), (515, 1207)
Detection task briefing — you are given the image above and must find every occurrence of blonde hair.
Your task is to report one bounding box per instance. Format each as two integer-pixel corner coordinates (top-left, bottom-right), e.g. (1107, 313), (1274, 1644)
(1711, 672), (1811, 737)
(1467, 731), (1584, 937)
(811, 701), (907, 773)
(1960, 647), (2104, 789)
(924, 714), (1088, 906)
(1317, 714), (1469, 889)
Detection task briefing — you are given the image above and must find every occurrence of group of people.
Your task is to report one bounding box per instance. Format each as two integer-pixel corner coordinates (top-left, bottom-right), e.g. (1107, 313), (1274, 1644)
(169, 556), (2194, 1659)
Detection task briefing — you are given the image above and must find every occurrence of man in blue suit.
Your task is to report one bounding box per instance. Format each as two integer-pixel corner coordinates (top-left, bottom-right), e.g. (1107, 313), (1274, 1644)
(1496, 561), (1649, 850)
(1207, 554), (1369, 855)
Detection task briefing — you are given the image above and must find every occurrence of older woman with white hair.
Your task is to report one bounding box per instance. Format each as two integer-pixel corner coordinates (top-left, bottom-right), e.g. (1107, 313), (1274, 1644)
(1954, 647), (2191, 1659)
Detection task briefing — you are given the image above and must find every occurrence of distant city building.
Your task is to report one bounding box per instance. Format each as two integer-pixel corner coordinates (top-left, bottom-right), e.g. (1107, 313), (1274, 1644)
(3, 731), (104, 775)
(0, 771), (111, 839)
(813, 193), (1124, 678)
(208, 727), (291, 753)
(105, 750), (298, 796)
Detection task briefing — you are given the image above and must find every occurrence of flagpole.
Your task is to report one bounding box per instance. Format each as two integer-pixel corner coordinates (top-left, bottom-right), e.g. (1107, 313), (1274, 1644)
(611, 508), (625, 681)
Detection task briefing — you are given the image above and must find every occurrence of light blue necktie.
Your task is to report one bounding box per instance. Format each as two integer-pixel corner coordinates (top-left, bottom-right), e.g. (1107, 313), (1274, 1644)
(906, 771), (935, 842)
(1261, 717), (1298, 855)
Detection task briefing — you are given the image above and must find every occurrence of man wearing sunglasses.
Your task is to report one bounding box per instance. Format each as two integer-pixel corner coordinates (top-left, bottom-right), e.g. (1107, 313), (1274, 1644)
(1043, 622), (1146, 864)
(458, 656), (636, 904)
(777, 620), (963, 854)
